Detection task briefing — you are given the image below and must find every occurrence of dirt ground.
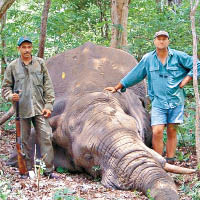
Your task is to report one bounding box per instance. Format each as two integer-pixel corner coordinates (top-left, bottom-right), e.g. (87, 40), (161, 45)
(0, 124), (199, 200)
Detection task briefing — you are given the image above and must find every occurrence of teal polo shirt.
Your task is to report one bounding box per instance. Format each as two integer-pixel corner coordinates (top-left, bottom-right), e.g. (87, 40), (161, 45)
(120, 48), (200, 109)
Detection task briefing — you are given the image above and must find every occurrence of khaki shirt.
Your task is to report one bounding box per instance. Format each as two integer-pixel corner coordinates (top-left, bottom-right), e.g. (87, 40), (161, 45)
(2, 56), (55, 118)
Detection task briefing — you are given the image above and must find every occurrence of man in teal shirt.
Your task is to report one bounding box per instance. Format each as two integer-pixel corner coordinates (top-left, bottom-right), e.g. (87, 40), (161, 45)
(105, 31), (200, 163)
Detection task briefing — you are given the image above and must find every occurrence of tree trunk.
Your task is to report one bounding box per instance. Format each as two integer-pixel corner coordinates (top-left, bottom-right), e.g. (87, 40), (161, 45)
(168, 0), (182, 5)
(96, 1), (109, 39)
(1, 13), (7, 81)
(111, 0), (129, 49)
(37, 0), (51, 58)
(0, 0), (15, 20)
(190, 0), (200, 163)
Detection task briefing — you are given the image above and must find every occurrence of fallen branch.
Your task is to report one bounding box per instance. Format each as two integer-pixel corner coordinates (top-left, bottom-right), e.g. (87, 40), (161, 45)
(0, 106), (15, 125)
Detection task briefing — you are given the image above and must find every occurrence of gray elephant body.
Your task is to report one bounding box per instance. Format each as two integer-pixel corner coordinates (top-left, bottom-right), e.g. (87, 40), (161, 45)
(47, 43), (178, 199)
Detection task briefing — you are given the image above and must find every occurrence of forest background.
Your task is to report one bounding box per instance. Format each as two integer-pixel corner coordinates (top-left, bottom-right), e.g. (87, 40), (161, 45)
(1, 0), (200, 62)
(0, 0), (200, 199)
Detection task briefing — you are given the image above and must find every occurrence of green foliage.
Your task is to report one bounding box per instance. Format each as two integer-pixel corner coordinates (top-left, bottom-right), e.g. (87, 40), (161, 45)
(1, 0), (111, 60)
(91, 165), (101, 181)
(53, 188), (85, 200)
(91, 165), (100, 172)
(0, 77), (15, 132)
(180, 177), (200, 199)
(0, 171), (11, 200)
(176, 151), (191, 162)
(1, 0), (44, 61)
(146, 189), (154, 200)
(0, 78), (15, 131)
(197, 163), (200, 170)
(177, 87), (197, 147)
(35, 158), (46, 175)
(1, 0), (199, 63)
(0, 97), (12, 113)
(56, 166), (70, 174)
(128, 0), (200, 60)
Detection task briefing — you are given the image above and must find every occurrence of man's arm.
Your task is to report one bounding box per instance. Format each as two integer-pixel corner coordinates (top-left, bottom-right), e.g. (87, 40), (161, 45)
(1, 64), (18, 102)
(104, 56), (147, 93)
(179, 75), (192, 88)
(178, 51), (200, 88)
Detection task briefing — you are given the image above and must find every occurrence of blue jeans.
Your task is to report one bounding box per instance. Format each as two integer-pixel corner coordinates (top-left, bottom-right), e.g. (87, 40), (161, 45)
(151, 105), (184, 126)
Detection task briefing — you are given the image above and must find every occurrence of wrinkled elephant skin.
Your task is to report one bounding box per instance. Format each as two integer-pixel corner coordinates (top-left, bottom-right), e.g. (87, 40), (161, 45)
(47, 43), (178, 200)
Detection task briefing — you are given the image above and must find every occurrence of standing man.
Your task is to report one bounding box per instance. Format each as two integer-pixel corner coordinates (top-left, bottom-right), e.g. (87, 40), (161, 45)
(2, 36), (55, 177)
(105, 31), (200, 164)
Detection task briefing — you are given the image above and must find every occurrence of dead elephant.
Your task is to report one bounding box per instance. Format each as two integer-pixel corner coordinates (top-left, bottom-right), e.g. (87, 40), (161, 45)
(5, 42), (195, 200)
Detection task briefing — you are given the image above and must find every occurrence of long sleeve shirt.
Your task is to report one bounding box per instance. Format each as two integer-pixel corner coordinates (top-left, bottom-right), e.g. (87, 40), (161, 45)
(2, 56), (55, 118)
(120, 48), (200, 109)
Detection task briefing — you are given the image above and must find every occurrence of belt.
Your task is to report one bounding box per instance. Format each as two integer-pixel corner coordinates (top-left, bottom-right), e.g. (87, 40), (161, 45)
(159, 74), (168, 78)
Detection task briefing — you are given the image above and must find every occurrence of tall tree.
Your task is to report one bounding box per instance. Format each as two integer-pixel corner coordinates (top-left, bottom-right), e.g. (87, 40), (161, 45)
(0, 13), (7, 81)
(190, 0), (200, 163)
(38, 0), (51, 58)
(155, 0), (182, 9)
(168, 0), (182, 6)
(0, 0), (15, 20)
(96, 0), (109, 39)
(111, 0), (129, 49)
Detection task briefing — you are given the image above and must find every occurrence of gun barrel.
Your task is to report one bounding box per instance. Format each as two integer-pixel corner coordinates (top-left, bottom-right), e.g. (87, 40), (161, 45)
(15, 91), (27, 175)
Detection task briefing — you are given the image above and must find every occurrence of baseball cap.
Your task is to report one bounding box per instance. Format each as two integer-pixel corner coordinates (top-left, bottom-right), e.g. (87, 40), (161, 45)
(17, 36), (32, 46)
(154, 31), (169, 39)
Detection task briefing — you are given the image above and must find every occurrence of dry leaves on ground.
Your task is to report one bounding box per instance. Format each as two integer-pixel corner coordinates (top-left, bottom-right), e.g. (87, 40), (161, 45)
(0, 126), (199, 200)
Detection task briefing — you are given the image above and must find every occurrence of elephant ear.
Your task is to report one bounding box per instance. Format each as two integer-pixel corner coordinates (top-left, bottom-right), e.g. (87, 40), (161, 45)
(119, 89), (152, 147)
(130, 80), (147, 107)
(51, 99), (66, 117)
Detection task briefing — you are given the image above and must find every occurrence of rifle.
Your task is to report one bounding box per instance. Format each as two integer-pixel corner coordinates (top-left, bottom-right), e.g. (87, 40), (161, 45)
(15, 90), (28, 175)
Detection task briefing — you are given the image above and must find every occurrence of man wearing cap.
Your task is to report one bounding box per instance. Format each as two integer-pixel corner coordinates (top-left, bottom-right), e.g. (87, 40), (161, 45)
(105, 31), (200, 164)
(2, 36), (55, 178)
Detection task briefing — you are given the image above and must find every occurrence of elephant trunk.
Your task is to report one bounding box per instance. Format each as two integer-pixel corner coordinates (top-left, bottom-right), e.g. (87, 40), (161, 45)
(123, 155), (179, 200)
(100, 138), (179, 200)
(147, 180), (178, 200)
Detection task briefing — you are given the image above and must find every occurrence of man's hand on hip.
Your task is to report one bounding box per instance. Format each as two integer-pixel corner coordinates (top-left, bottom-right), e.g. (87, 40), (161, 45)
(179, 75), (192, 88)
(42, 109), (51, 118)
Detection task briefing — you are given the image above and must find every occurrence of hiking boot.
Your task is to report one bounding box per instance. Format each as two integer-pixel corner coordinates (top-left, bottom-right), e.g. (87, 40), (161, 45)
(166, 157), (175, 164)
(20, 173), (29, 179)
(43, 172), (59, 179)
(19, 170), (35, 179)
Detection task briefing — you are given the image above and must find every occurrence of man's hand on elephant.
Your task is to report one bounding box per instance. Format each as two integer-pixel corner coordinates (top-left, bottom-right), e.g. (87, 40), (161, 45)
(42, 109), (51, 118)
(104, 87), (117, 93)
(12, 93), (20, 102)
(104, 83), (123, 93)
